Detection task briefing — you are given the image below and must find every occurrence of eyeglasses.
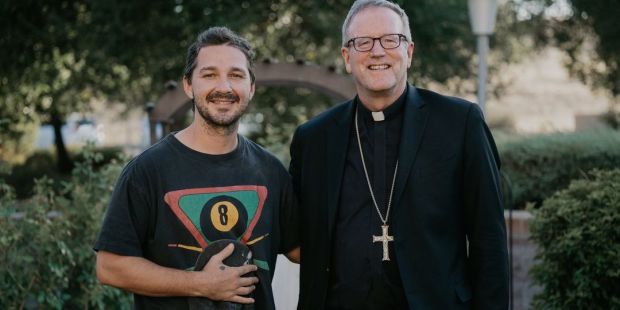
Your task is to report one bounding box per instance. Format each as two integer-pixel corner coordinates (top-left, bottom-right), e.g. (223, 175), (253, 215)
(345, 34), (408, 52)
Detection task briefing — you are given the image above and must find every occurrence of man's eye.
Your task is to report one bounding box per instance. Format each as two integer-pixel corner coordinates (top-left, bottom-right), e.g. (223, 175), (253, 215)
(357, 40), (372, 48)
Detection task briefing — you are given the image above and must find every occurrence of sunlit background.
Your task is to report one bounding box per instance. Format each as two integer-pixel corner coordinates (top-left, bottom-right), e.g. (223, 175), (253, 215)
(1, 0), (618, 309)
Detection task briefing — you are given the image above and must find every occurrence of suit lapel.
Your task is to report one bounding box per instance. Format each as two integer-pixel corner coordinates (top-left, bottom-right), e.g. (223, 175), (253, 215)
(393, 86), (429, 209)
(326, 101), (354, 240)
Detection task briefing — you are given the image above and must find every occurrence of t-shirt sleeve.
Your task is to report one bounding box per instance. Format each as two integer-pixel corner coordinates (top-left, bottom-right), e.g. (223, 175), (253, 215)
(278, 169), (300, 254)
(93, 166), (151, 257)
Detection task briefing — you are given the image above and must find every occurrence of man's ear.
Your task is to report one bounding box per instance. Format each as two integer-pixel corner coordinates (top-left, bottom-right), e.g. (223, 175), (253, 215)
(407, 41), (415, 69)
(182, 77), (194, 99)
(249, 82), (256, 101)
(342, 46), (352, 74)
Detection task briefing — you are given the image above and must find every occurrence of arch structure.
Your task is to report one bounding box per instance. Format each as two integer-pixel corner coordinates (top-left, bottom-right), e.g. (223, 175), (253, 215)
(148, 62), (356, 144)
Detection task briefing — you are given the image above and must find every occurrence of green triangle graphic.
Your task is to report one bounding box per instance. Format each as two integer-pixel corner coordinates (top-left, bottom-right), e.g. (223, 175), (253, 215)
(177, 190), (259, 241)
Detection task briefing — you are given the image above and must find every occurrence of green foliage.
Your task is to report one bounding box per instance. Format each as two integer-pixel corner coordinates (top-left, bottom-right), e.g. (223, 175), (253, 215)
(3, 151), (61, 199)
(601, 109), (620, 129)
(499, 128), (620, 208)
(0, 146), (131, 308)
(518, 0), (620, 97)
(402, 0), (475, 86)
(529, 169), (620, 309)
(1, 0), (530, 153)
(245, 86), (334, 164)
(562, 0), (620, 96)
(2, 147), (123, 199)
(0, 119), (38, 166)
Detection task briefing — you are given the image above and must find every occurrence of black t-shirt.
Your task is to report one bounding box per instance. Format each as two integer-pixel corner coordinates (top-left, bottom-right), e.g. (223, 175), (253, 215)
(94, 134), (298, 309)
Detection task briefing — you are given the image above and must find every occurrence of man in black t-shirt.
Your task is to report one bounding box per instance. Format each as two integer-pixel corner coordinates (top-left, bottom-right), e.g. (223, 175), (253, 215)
(94, 27), (299, 309)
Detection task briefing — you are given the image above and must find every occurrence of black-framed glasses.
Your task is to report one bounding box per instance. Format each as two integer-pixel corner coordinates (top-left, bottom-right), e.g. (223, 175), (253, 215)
(345, 34), (407, 52)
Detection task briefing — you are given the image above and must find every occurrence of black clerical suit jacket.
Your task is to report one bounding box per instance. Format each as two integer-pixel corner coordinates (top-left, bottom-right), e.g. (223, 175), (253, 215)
(289, 85), (509, 309)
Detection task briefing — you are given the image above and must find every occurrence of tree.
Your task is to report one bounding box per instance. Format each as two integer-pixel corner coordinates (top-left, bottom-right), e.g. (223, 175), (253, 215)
(1, 1), (85, 171)
(562, 0), (620, 96)
(516, 0), (620, 97)
(2, 0), (525, 168)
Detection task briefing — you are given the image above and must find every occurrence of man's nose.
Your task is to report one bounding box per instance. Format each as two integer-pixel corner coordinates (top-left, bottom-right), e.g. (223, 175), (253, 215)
(369, 39), (386, 56)
(214, 77), (233, 91)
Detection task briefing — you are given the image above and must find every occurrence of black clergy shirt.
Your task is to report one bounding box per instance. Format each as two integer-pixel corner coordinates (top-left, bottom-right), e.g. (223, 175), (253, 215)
(327, 85), (409, 309)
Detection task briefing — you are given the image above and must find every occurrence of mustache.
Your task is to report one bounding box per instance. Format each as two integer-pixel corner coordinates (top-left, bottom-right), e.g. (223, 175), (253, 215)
(205, 91), (239, 102)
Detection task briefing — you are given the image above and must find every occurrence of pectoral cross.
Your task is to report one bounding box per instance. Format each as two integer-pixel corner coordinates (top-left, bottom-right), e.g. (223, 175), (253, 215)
(372, 224), (394, 261)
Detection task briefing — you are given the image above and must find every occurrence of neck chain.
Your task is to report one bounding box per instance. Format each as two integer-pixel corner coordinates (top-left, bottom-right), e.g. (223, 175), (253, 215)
(355, 107), (398, 261)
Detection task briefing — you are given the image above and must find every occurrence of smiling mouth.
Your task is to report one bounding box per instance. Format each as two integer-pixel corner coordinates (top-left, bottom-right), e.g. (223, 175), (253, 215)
(208, 99), (236, 104)
(206, 91), (239, 104)
(368, 64), (390, 70)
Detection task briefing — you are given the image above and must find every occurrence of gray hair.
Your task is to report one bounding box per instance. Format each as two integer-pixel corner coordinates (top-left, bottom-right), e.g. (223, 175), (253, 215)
(341, 0), (412, 46)
(183, 27), (255, 84)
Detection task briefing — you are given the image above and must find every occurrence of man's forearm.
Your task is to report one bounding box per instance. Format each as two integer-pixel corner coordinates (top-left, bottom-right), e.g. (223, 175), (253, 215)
(96, 250), (202, 297)
(96, 247), (259, 303)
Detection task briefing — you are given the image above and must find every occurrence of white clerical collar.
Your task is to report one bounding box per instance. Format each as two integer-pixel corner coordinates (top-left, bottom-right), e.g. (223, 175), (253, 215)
(371, 111), (385, 122)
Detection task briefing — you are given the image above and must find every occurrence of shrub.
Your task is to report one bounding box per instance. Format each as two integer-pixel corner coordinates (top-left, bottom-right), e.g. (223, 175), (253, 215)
(0, 120), (39, 165)
(499, 129), (620, 208)
(529, 169), (620, 309)
(0, 146), (132, 308)
(2, 146), (123, 199)
(3, 151), (61, 199)
(600, 108), (620, 129)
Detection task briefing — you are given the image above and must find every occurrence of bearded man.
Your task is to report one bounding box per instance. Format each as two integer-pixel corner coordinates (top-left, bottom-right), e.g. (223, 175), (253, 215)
(95, 27), (299, 309)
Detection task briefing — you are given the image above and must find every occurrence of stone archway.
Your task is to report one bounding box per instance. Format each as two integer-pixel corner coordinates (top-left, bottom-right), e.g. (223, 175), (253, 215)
(148, 62), (356, 144)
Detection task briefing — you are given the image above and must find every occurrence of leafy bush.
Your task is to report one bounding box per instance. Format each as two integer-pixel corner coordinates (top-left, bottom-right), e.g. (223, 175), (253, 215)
(601, 109), (620, 129)
(0, 119), (39, 165)
(499, 129), (620, 208)
(529, 169), (620, 309)
(0, 147), (132, 308)
(3, 151), (61, 199)
(2, 146), (123, 199)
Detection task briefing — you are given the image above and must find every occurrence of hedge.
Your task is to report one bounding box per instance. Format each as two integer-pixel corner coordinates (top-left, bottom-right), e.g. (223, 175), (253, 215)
(0, 147), (131, 308)
(498, 129), (620, 208)
(529, 169), (620, 309)
(1, 146), (123, 199)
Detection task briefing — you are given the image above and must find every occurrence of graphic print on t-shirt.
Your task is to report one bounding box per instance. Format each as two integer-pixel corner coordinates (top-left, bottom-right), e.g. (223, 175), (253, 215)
(164, 185), (267, 248)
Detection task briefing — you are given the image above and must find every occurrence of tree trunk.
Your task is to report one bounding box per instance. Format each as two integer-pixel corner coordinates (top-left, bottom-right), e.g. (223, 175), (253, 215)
(50, 112), (73, 174)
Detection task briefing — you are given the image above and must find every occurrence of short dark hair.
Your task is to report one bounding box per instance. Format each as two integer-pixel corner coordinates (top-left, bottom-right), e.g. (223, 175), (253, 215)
(183, 27), (256, 84)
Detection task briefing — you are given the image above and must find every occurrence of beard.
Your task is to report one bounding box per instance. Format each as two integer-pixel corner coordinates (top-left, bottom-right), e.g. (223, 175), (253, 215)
(194, 91), (248, 130)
